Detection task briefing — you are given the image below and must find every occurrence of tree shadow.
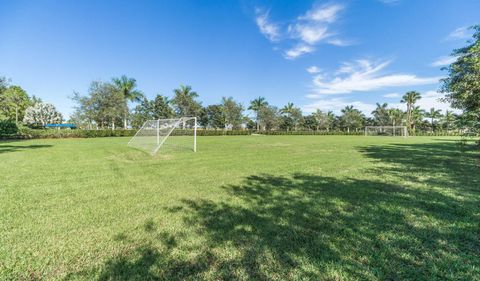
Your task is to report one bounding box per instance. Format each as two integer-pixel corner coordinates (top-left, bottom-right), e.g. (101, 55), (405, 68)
(357, 141), (479, 195)
(68, 141), (479, 280)
(0, 143), (53, 154)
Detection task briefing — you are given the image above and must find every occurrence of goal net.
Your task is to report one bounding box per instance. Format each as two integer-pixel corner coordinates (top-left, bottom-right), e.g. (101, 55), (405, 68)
(365, 126), (408, 137)
(128, 117), (197, 155)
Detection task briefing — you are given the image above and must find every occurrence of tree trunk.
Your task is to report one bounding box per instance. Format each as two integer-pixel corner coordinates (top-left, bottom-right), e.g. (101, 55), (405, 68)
(112, 119), (115, 131)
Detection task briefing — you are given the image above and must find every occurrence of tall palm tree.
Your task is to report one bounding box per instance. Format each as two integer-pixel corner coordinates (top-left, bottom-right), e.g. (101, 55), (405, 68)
(425, 107), (442, 132)
(443, 110), (455, 132)
(326, 111), (335, 132)
(280, 102), (295, 116)
(341, 105), (365, 133)
(248, 97), (268, 131)
(411, 106), (425, 133)
(172, 85), (200, 116)
(112, 75), (143, 129)
(280, 102), (295, 131)
(371, 102), (389, 126)
(387, 108), (404, 126)
(401, 91), (421, 132)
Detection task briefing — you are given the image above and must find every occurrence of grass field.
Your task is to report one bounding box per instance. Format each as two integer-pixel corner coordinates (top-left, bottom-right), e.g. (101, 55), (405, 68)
(1, 135), (479, 280)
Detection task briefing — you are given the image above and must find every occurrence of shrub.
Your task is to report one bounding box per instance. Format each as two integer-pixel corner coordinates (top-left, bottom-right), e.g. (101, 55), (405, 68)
(0, 120), (18, 135)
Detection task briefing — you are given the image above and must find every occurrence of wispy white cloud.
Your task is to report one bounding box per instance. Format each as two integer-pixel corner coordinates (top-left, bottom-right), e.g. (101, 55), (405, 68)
(431, 56), (456, 67)
(254, 3), (351, 59)
(306, 66), (321, 74)
(327, 38), (353, 47)
(299, 3), (344, 23)
(255, 9), (280, 42)
(383, 93), (400, 98)
(308, 59), (441, 95)
(445, 26), (472, 41)
(377, 0), (401, 5)
(284, 44), (315, 59)
(290, 24), (331, 45)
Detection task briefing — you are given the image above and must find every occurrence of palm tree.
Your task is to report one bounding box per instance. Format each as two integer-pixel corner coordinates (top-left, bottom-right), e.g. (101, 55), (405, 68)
(280, 102), (295, 116)
(401, 91), (421, 132)
(280, 102), (295, 131)
(172, 85), (200, 115)
(371, 102), (389, 126)
(313, 110), (335, 131)
(443, 110), (456, 132)
(411, 106), (425, 133)
(171, 85), (201, 127)
(425, 107), (442, 132)
(248, 97), (268, 131)
(341, 105), (365, 133)
(112, 76), (143, 129)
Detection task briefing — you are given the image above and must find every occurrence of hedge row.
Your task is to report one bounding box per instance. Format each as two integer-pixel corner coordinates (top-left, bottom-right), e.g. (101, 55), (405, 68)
(170, 129), (251, 136)
(0, 127), (475, 140)
(1, 128), (136, 139)
(256, 130), (364, 136)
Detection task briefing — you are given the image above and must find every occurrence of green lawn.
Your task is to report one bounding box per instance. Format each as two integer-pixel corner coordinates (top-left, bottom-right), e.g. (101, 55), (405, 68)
(0, 136), (478, 280)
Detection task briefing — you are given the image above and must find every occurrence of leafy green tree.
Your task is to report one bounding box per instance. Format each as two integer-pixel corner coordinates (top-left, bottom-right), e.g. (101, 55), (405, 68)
(371, 102), (390, 126)
(258, 105), (279, 131)
(23, 102), (63, 126)
(73, 81), (124, 130)
(425, 108), (443, 131)
(197, 107), (210, 129)
(171, 85), (202, 119)
(205, 104), (225, 129)
(112, 76), (143, 128)
(340, 105), (365, 132)
(0, 85), (31, 123)
(401, 91), (421, 132)
(442, 110), (456, 132)
(248, 97), (268, 131)
(441, 25), (480, 112)
(280, 103), (303, 131)
(312, 109), (335, 131)
(411, 106), (425, 134)
(152, 95), (174, 119)
(221, 97), (244, 130)
(130, 97), (154, 129)
(302, 114), (318, 130)
(387, 108), (404, 127)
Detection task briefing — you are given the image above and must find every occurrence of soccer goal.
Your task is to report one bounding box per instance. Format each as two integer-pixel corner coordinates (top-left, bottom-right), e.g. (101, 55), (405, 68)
(365, 126), (408, 137)
(128, 117), (197, 155)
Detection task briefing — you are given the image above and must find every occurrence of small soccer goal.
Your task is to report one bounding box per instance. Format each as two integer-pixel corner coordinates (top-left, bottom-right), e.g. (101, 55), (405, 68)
(364, 126), (408, 137)
(128, 117), (197, 155)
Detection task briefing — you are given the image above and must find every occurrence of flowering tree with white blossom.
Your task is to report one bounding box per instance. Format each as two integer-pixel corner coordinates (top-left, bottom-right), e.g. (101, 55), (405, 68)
(23, 102), (63, 126)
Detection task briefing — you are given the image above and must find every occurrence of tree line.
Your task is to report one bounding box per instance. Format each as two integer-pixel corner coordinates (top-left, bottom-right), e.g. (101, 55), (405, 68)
(67, 79), (467, 135)
(1, 25), (478, 135)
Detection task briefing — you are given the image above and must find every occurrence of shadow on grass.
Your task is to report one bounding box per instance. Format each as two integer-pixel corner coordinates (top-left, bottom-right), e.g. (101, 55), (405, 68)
(0, 143), (52, 154)
(68, 141), (479, 280)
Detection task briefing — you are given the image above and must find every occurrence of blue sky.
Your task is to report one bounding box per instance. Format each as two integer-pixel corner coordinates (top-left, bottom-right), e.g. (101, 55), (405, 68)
(0, 0), (478, 118)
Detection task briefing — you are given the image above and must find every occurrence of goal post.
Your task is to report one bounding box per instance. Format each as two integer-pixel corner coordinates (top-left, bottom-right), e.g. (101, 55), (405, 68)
(365, 126), (408, 137)
(128, 117), (197, 155)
